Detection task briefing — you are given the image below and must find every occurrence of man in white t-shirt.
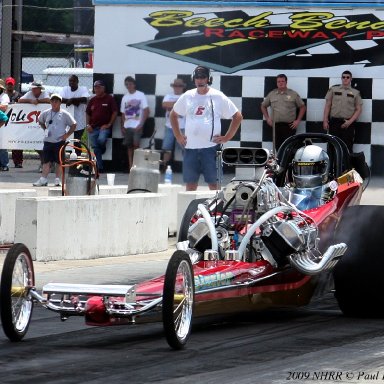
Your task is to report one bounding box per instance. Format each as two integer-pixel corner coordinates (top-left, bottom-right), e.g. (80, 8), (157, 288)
(170, 66), (243, 191)
(161, 78), (186, 171)
(60, 75), (90, 155)
(33, 94), (76, 187)
(0, 79), (10, 171)
(19, 82), (50, 104)
(120, 76), (149, 171)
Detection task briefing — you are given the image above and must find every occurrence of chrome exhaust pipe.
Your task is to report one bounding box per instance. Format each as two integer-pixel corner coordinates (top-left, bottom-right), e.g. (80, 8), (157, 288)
(289, 243), (347, 276)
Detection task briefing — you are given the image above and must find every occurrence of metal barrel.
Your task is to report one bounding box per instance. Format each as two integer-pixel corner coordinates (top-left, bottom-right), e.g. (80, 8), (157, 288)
(127, 149), (160, 193)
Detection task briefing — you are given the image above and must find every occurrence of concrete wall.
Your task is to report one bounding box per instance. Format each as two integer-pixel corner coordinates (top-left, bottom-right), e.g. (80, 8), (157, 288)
(48, 185), (128, 196)
(158, 184), (184, 235)
(14, 193), (168, 261)
(48, 183), (184, 236)
(2, 185), (215, 259)
(0, 189), (37, 244)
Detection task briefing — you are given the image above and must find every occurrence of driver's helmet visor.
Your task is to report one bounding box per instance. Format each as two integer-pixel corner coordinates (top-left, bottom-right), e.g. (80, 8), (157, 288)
(293, 160), (327, 176)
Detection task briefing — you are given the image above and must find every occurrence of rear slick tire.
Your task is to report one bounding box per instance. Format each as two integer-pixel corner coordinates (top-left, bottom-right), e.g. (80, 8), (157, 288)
(0, 243), (35, 341)
(177, 198), (207, 242)
(162, 250), (195, 350)
(333, 205), (384, 317)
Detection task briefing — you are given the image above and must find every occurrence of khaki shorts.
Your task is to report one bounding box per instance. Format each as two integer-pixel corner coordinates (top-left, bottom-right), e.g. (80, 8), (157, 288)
(122, 128), (142, 148)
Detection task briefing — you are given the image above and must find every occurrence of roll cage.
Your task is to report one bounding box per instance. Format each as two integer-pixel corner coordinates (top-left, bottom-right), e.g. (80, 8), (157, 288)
(275, 133), (351, 187)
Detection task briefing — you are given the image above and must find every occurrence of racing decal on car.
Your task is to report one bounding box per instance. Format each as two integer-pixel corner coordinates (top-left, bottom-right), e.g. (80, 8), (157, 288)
(130, 9), (384, 73)
(194, 272), (235, 291)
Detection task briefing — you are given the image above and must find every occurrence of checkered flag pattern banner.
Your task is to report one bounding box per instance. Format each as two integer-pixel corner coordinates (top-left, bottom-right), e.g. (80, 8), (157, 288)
(97, 72), (382, 175)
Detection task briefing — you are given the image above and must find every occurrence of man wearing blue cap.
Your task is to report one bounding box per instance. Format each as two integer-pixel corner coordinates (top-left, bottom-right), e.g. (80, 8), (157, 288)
(86, 80), (118, 172)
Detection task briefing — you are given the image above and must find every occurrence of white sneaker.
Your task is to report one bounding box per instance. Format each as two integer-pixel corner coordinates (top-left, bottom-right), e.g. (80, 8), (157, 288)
(33, 177), (48, 187)
(54, 178), (61, 187)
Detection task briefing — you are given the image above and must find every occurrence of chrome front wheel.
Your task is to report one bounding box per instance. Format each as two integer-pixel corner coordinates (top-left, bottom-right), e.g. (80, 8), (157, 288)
(162, 250), (194, 350)
(1, 243), (35, 341)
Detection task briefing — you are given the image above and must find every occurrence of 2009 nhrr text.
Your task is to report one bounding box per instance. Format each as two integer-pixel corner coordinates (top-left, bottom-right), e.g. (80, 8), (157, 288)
(286, 371), (384, 381)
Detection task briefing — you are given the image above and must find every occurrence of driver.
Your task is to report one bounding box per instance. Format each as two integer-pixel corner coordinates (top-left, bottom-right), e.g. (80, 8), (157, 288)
(290, 144), (335, 210)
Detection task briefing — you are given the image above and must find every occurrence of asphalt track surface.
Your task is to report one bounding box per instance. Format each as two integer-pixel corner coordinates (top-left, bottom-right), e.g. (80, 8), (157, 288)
(1, 291), (384, 383)
(1, 161), (384, 383)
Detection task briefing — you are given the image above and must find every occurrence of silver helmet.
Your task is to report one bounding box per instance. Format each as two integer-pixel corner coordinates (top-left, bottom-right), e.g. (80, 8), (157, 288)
(292, 145), (329, 188)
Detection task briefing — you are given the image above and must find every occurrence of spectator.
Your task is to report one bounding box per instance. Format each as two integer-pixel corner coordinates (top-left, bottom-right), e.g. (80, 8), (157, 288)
(86, 80), (118, 172)
(18, 81), (50, 105)
(0, 79), (10, 171)
(5, 77), (23, 168)
(5, 77), (20, 101)
(18, 82), (50, 172)
(161, 78), (186, 172)
(170, 65), (242, 191)
(261, 74), (306, 152)
(0, 98), (9, 156)
(323, 70), (362, 152)
(5, 76), (21, 104)
(33, 94), (76, 187)
(60, 75), (90, 156)
(120, 76), (149, 171)
(0, 109), (8, 128)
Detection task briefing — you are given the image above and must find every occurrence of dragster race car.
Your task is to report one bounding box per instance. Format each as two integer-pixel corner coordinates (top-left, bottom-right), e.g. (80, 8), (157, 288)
(1, 133), (382, 350)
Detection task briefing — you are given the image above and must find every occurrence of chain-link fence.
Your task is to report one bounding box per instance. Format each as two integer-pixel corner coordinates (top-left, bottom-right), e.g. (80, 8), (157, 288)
(21, 50), (94, 94)
(1, 1), (94, 95)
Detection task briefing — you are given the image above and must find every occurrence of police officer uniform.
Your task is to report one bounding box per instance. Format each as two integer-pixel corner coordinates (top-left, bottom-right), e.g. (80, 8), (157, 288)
(261, 88), (305, 150)
(325, 84), (362, 152)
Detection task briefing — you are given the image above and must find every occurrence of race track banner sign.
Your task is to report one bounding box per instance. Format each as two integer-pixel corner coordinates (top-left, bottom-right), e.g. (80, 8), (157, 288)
(0, 104), (74, 150)
(93, 5), (384, 78)
(130, 9), (384, 74)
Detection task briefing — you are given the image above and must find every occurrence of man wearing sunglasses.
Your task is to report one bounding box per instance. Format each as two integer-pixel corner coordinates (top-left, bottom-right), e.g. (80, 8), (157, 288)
(323, 70), (362, 152)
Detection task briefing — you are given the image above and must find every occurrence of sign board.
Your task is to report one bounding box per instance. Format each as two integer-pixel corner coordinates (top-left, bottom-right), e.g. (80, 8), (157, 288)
(0, 104), (75, 150)
(94, 5), (384, 78)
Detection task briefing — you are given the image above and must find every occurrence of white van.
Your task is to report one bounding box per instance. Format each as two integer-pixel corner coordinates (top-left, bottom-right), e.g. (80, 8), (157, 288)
(42, 67), (93, 89)
(21, 67), (93, 94)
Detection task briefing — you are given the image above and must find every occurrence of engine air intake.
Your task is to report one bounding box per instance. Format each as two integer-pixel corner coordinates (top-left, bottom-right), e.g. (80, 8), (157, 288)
(222, 148), (269, 166)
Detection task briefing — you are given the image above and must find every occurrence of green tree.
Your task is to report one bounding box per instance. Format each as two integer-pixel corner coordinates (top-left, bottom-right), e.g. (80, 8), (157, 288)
(20, 0), (94, 58)
(23, 0), (74, 34)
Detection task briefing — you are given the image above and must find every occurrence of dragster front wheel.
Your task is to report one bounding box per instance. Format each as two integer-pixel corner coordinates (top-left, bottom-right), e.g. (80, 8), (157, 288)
(162, 250), (195, 350)
(1, 243), (35, 341)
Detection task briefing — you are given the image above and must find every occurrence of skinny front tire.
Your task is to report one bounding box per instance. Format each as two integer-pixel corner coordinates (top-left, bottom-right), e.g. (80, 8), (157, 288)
(1, 243), (35, 341)
(162, 250), (194, 350)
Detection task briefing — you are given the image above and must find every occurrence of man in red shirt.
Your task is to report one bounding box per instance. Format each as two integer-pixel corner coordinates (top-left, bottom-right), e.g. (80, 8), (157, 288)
(86, 80), (118, 172)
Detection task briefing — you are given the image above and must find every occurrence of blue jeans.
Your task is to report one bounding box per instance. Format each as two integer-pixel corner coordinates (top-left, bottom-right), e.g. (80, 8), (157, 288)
(162, 127), (184, 152)
(88, 127), (110, 170)
(0, 149), (9, 167)
(183, 146), (221, 184)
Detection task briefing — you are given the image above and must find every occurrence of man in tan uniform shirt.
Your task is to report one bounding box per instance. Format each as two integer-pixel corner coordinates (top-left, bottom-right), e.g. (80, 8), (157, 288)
(261, 74), (306, 152)
(323, 70), (362, 152)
